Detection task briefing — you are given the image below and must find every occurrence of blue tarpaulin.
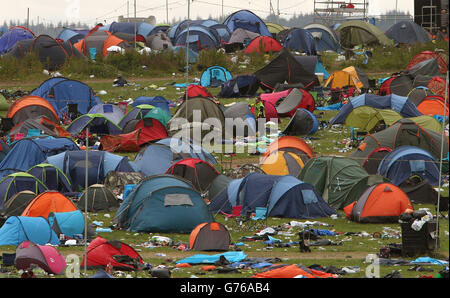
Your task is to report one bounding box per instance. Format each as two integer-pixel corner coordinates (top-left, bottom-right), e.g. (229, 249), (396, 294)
(176, 251), (247, 264)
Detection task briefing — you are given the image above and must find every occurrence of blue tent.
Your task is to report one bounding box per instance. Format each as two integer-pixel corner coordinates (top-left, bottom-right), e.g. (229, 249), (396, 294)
(30, 78), (102, 118)
(0, 27), (35, 54)
(0, 138), (10, 163)
(209, 173), (337, 219)
(114, 175), (214, 233)
(224, 10), (271, 36)
(200, 65), (233, 87)
(377, 146), (441, 186)
(168, 19), (222, 44)
(57, 28), (89, 44)
(131, 96), (174, 112)
(88, 104), (125, 124)
(303, 23), (341, 53)
(45, 150), (136, 192)
(174, 25), (220, 52)
(329, 94), (422, 125)
(283, 28), (317, 56)
(0, 216), (60, 246)
(172, 45), (199, 63)
(0, 172), (48, 211)
(48, 210), (85, 238)
(218, 75), (261, 98)
(132, 138), (217, 176)
(0, 137), (80, 180)
(66, 114), (123, 136)
(27, 163), (73, 193)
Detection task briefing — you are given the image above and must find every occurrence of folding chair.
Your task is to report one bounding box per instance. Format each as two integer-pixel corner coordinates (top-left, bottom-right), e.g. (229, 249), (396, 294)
(250, 207), (268, 230)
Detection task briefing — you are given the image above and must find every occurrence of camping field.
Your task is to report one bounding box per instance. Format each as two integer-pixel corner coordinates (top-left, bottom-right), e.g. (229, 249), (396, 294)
(0, 42), (449, 280)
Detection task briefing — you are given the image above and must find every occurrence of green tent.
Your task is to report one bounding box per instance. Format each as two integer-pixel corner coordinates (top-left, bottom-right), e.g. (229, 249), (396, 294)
(345, 106), (403, 133)
(0, 93), (10, 111)
(298, 156), (387, 209)
(337, 20), (393, 48)
(401, 115), (443, 133)
(141, 105), (172, 127)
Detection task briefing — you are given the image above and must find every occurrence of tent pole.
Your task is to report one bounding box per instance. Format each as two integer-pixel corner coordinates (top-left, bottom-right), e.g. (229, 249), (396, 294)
(185, 0), (190, 120)
(435, 70), (448, 254)
(84, 126), (89, 277)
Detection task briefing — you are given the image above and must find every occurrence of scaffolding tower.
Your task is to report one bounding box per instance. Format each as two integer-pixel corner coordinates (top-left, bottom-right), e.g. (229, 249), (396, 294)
(313, 0), (369, 25)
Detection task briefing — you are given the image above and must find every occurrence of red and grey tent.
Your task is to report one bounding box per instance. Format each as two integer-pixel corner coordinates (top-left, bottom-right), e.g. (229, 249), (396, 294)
(15, 240), (66, 275)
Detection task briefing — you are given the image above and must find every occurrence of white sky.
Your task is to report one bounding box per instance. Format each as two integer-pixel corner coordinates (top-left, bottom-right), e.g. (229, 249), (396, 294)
(2, 0), (414, 26)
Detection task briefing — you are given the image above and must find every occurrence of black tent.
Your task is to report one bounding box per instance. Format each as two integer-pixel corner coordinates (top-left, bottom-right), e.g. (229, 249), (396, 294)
(254, 49), (320, 92)
(385, 21), (432, 45)
(218, 75), (260, 98)
(283, 108), (319, 136)
(77, 184), (120, 212)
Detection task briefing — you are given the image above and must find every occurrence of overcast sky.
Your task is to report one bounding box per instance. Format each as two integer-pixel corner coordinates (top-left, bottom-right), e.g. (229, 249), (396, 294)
(2, 0), (414, 26)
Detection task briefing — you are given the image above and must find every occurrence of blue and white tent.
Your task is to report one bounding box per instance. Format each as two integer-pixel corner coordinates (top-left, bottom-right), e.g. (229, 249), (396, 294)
(48, 210), (85, 238)
(200, 65), (233, 88)
(0, 216), (59, 246)
(209, 173), (337, 219)
(223, 10), (271, 36)
(303, 23), (341, 53)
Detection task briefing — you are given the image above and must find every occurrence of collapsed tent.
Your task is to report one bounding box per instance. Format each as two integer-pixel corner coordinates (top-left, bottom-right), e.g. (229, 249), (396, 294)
(336, 20), (393, 48)
(303, 23), (341, 53)
(222, 101), (257, 137)
(21, 190), (78, 219)
(407, 51), (448, 75)
(66, 114), (123, 136)
(132, 138), (217, 177)
(254, 49), (320, 91)
(27, 163), (73, 193)
(45, 150), (136, 192)
(329, 93), (422, 125)
(385, 21), (432, 44)
(81, 236), (144, 271)
(343, 183), (413, 223)
(253, 264), (337, 278)
(227, 28), (260, 44)
(104, 170), (144, 196)
(273, 88), (316, 117)
(0, 26), (35, 54)
(298, 156), (388, 209)
(114, 175), (214, 233)
(377, 146), (441, 186)
(209, 173), (337, 219)
(218, 75), (260, 98)
(15, 240), (66, 275)
(0, 216), (59, 246)
(77, 184), (120, 212)
(223, 10), (271, 36)
(189, 222), (231, 251)
(7, 117), (71, 139)
(6, 95), (60, 126)
(6, 34), (84, 70)
(57, 27), (89, 44)
(282, 108), (319, 135)
(165, 158), (220, 193)
(200, 66), (233, 88)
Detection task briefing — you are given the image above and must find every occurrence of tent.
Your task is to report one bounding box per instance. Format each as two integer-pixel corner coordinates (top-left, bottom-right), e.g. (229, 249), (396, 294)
(377, 146), (441, 186)
(15, 240), (66, 275)
(6, 95), (60, 126)
(6, 34), (84, 70)
(57, 27), (89, 44)
(145, 32), (173, 50)
(209, 173), (337, 219)
(407, 58), (443, 78)
(254, 49), (320, 91)
(131, 96), (174, 112)
(0, 172), (48, 211)
(182, 85), (214, 100)
(361, 147), (392, 176)
(165, 158), (220, 193)
(329, 93), (422, 125)
(174, 25), (220, 52)
(7, 117), (71, 139)
(324, 66), (369, 90)
(21, 190), (78, 219)
(414, 76), (449, 100)
(66, 114), (123, 136)
(81, 236), (144, 271)
(417, 97), (449, 116)
(260, 136), (315, 166)
(77, 184), (120, 212)
(298, 156), (388, 209)
(253, 264), (337, 278)
(0, 191), (35, 217)
(407, 87), (435, 107)
(114, 175), (215, 233)
(336, 20), (393, 48)
(88, 104), (124, 125)
(0, 26), (35, 54)
(168, 19), (222, 44)
(407, 51), (448, 75)
(265, 22), (286, 38)
(397, 115), (443, 134)
(104, 171), (144, 196)
(222, 101), (257, 137)
(0, 93), (9, 111)
(260, 151), (304, 176)
(274, 88), (316, 117)
(47, 210), (85, 239)
(0, 137), (79, 179)
(118, 105), (171, 130)
(189, 222), (231, 251)
(101, 118), (168, 152)
(223, 10), (271, 36)
(343, 183), (413, 223)
(0, 216), (59, 246)
(352, 118), (449, 165)
(378, 74), (414, 97)
(218, 75), (260, 98)
(344, 106), (403, 133)
(200, 65), (233, 88)
(45, 150), (136, 192)
(282, 28), (317, 56)
(225, 28), (260, 52)
(132, 138), (217, 177)
(208, 174), (233, 201)
(303, 23), (341, 52)
(74, 30), (131, 58)
(27, 163), (73, 193)
(385, 21), (432, 44)
(282, 108), (319, 135)
(244, 36), (283, 54)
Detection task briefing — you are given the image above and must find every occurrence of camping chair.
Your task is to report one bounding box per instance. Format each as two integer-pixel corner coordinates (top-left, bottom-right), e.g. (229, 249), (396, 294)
(250, 207), (268, 230)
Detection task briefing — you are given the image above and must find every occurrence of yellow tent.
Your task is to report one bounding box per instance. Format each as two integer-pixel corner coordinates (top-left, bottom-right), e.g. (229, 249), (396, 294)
(324, 66), (366, 89)
(260, 151), (304, 176)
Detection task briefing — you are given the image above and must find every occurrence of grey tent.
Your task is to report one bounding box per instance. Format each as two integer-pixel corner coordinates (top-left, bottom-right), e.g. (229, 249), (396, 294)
(146, 32), (173, 50)
(385, 21), (432, 45)
(0, 190), (36, 217)
(228, 28), (260, 44)
(208, 174), (232, 201)
(223, 101), (257, 137)
(77, 184), (120, 212)
(283, 108), (319, 136)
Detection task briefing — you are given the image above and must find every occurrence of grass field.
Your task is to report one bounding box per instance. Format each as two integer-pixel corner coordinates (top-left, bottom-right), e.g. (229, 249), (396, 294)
(0, 44), (449, 280)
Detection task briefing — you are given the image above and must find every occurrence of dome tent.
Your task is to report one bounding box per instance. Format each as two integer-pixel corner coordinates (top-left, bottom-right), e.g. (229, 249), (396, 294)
(223, 10), (272, 36)
(260, 136), (315, 166)
(282, 108), (319, 136)
(113, 175), (214, 233)
(6, 95), (60, 126)
(189, 222), (231, 251)
(20, 190), (78, 219)
(200, 66), (233, 88)
(0, 216), (59, 246)
(0, 190), (36, 217)
(77, 184), (120, 212)
(15, 240), (66, 275)
(385, 20), (432, 45)
(260, 151), (304, 177)
(336, 20), (393, 48)
(27, 163), (73, 194)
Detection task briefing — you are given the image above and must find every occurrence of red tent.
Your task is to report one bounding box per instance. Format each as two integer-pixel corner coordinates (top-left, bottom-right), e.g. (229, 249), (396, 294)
(183, 85), (214, 100)
(101, 118), (168, 152)
(244, 36), (283, 54)
(82, 236), (144, 270)
(407, 51), (448, 74)
(15, 240), (66, 275)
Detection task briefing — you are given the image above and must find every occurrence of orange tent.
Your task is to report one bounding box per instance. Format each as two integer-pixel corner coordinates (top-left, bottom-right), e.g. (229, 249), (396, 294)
(74, 31), (130, 58)
(261, 136), (315, 165)
(6, 95), (60, 125)
(344, 183), (413, 223)
(189, 222), (230, 251)
(417, 98), (449, 116)
(253, 264), (337, 278)
(21, 191), (78, 219)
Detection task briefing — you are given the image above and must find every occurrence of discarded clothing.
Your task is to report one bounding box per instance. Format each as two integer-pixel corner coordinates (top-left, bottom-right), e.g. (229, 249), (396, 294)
(175, 251), (247, 264)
